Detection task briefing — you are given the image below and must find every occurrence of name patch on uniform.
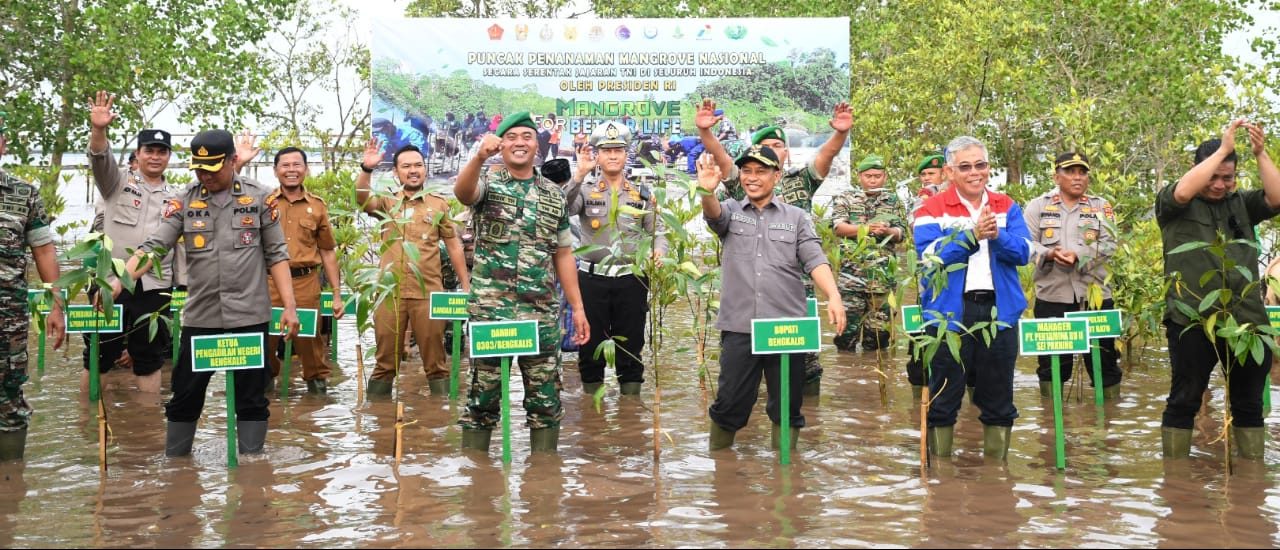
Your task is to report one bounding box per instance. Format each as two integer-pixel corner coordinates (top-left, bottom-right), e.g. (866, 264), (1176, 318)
(233, 206), (259, 215)
(768, 222), (796, 232)
(731, 213), (757, 225)
(237, 196), (255, 205)
(186, 210), (211, 218)
(489, 192), (520, 208)
(121, 185), (143, 198)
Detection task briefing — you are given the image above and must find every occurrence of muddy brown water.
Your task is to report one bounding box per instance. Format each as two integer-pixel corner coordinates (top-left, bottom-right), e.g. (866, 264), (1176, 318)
(3, 306), (1279, 548)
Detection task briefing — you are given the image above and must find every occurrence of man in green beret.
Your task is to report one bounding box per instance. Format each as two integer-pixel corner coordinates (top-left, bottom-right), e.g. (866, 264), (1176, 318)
(696, 99), (853, 396)
(830, 154), (906, 352)
(915, 153), (947, 200)
(454, 111), (590, 455)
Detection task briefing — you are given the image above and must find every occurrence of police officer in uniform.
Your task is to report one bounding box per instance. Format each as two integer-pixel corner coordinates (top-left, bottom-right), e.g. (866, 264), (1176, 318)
(84, 90), (181, 393)
(454, 112), (590, 454)
(565, 120), (666, 396)
(115, 129), (299, 457)
(1023, 152), (1122, 399)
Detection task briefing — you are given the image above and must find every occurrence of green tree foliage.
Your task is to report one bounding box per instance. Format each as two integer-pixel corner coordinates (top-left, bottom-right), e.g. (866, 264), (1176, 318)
(373, 64), (555, 120)
(404, 0), (585, 18)
(0, 0), (293, 170)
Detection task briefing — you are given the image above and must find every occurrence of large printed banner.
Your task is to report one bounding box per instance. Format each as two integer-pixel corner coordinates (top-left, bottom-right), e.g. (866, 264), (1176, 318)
(371, 18), (850, 181)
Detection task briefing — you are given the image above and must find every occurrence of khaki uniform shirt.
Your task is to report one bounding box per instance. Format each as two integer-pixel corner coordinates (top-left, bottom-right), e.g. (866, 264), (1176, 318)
(1023, 190), (1117, 303)
(269, 187), (336, 268)
(364, 190), (455, 299)
(564, 177), (666, 267)
(88, 147), (184, 290)
(140, 176), (289, 328)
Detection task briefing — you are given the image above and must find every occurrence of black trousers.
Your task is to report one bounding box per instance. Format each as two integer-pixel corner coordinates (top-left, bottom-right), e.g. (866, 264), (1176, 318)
(82, 282), (171, 375)
(577, 272), (648, 384)
(1033, 298), (1122, 387)
(165, 323), (271, 423)
(1162, 321), (1270, 429)
(708, 331), (805, 431)
(926, 296), (1019, 427)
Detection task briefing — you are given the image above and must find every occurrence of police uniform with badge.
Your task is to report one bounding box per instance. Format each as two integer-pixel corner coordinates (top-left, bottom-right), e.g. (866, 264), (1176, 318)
(563, 120), (667, 396)
(1023, 152), (1122, 398)
(132, 129), (292, 457)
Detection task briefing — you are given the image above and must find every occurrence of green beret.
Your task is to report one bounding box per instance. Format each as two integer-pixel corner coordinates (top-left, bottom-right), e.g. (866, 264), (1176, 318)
(856, 154), (885, 173)
(751, 125), (786, 145)
(915, 153), (945, 173)
(496, 111), (537, 136)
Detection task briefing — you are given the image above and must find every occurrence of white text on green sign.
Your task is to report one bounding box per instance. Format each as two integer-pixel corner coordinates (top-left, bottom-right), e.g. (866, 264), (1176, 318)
(430, 292), (470, 320)
(751, 317), (821, 354)
(901, 305), (924, 334)
(1064, 309), (1123, 339)
(271, 307), (319, 338)
(27, 288), (67, 315)
(469, 320), (539, 358)
(168, 288), (188, 313)
(191, 333), (266, 371)
(320, 291), (357, 316)
(1018, 318), (1090, 356)
(65, 304), (124, 334)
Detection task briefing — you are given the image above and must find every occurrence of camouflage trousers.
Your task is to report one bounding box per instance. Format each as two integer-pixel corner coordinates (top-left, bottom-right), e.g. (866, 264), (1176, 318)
(0, 328), (32, 432)
(833, 286), (891, 352)
(803, 278), (821, 383)
(460, 353), (564, 430)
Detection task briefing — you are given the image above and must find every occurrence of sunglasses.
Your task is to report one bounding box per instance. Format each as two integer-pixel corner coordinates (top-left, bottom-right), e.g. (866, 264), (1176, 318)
(952, 161), (990, 174)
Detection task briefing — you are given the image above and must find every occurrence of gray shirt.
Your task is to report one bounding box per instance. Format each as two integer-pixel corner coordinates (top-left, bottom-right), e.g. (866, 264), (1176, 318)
(140, 176), (289, 328)
(1023, 189), (1117, 303)
(564, 177), (667, 267)
(706, 198), (828, 333)
(88, 147), (185, 290)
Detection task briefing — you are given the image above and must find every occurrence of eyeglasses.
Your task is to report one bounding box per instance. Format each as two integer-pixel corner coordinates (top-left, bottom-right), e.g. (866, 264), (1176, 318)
(952, 161), (990, 174)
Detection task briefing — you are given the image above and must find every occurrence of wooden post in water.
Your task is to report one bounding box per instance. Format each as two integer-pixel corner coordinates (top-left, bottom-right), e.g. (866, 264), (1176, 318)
(97, 399), (107, 473)
(394, 402), (405, 467)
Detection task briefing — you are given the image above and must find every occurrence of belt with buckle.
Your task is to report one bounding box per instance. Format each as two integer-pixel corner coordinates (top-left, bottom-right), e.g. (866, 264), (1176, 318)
(580, 261), (633, 277)
(290, 265), (317, 278)
(963, 290), (995, 303)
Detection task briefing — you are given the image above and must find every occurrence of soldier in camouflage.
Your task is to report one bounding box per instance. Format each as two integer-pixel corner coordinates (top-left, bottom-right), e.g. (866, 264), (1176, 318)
(453, 111), (590, 454)
(698, 99), (853, 396)
(830, 154), (906, 352)
(0, 112), (67, 461)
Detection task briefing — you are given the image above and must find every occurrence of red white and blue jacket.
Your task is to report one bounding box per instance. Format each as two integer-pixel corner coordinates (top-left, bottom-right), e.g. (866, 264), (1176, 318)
(912, 185), (1031, 331)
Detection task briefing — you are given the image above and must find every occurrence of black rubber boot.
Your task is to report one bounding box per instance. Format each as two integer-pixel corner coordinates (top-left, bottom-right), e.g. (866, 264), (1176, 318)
(619, 382), (642, 396)
(237, 421), (268, 454)
(165, 422), (198, 457)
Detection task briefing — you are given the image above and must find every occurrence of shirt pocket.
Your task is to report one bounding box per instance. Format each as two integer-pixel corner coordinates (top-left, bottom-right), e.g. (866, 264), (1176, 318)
(184, 219), (213, 254)
(725, 218), (758, 257)
(113, 192), (141, 226)
(298, 217), (318, 248)
(1039, 218), (1062, 245)
(479, 199), (517, 244)
(232, 215), (260, 250)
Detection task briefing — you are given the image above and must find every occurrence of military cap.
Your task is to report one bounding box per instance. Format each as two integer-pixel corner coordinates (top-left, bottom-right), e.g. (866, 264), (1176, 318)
(915, 153), (945, 173)
(189, 129), (235, 172)
(735, 144), (780, 169)
(751, 125), (786, 145)
(496, 111), (537, 136)
(856, 154), (885, 173)
(137, 129), (172, 149)
(590, 120), (631, 149)
(1054, 151), (1091, 171)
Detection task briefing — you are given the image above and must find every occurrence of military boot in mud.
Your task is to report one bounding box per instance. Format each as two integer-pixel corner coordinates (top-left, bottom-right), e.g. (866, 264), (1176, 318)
(1039, 381), (1053, 398)
(983, 424), (1012, 461)
(709, 422), (736, 451)
(530, 427), (560, 453)
(1102, 384), (1120, 400)
(427, 378), (449, 396)
(1233, 426), (1266, 460)
(366, 378), (393, 397)
(1161, 427), (1192, 459)
(911, 385), (923, 402)
(927, 426), (953, 457)
(461, 428), (492, 452)
(237, 421), (268, 454)
(582, 382), (603, 396)
(770, 423), (800, 451)
(0, 428), (27, 461)
(619, 382), (642, 396)
(165, 422), (198, 457)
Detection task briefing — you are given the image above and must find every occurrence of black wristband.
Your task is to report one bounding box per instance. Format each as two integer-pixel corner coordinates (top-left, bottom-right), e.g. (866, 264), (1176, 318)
(360, 163), (375, 173)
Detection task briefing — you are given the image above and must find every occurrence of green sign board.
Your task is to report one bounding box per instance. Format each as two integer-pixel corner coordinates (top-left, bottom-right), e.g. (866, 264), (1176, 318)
(1019, 318), (1090, 356)
(1268, 306), (1280, 330)
(902, 305), (924, 335)
(751, 317), (822, 354)
(27, 288), (67, 315)
(430, 291), (470, 320)
(65, 304), (124, 334)
(168, 288), (188, 313)
(1064, 309), (1123, 339)
(319, 291), (357, 316)
(190, 333), (266, 371)
(469, 320), (540, 358)
(806, 298), (817, 317)
(271, 307), (319, 338)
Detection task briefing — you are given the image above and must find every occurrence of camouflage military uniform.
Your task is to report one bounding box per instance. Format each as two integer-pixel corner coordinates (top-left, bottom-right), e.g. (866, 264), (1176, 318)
(830, 187), (906, 351)
(461, 168), (571, 430)
(0, 170), (53, 431)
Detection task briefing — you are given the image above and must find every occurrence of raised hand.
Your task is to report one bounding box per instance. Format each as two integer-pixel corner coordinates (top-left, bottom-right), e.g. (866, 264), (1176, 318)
(362, 137), (383, 170)
(1220, 118), (1246, 154)
(829, 102), (853, 133)
(695, 152), (722, 192)
(88, 90), (117, 130)
(235, 129), (261, 164)
(476, 133), (502, 160)
(575, 144), (597, 176)
(1247, 122), (1267, 157)
(694, 98), (721, 131)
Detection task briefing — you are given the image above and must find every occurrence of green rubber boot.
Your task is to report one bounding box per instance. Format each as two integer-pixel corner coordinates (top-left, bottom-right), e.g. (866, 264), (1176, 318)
(530, 427), (560, 453)
(1102, 384), (1120, 400)
(305, 379), (328, 394)
(1233, 426), (1266, 460)
(769, 423), (800, 450)
(802, 380), (820, 397)
(619, 382), (642, 396)
(0, 428), (28, 462)
(165, 422), (197, 457)
(427, 378), (449, 396)
(1162, 427), (1192, 459)
(911, 385), (923, 402)
(1039, 381), (1053, 398)
(461, 428), (492, 452)
(709, 422), (736, 451)
(582, 382), (603, 396)
(927, 425), (954, 457)
(366, 378), (394, 397)
(983, 424), (1012, 461)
